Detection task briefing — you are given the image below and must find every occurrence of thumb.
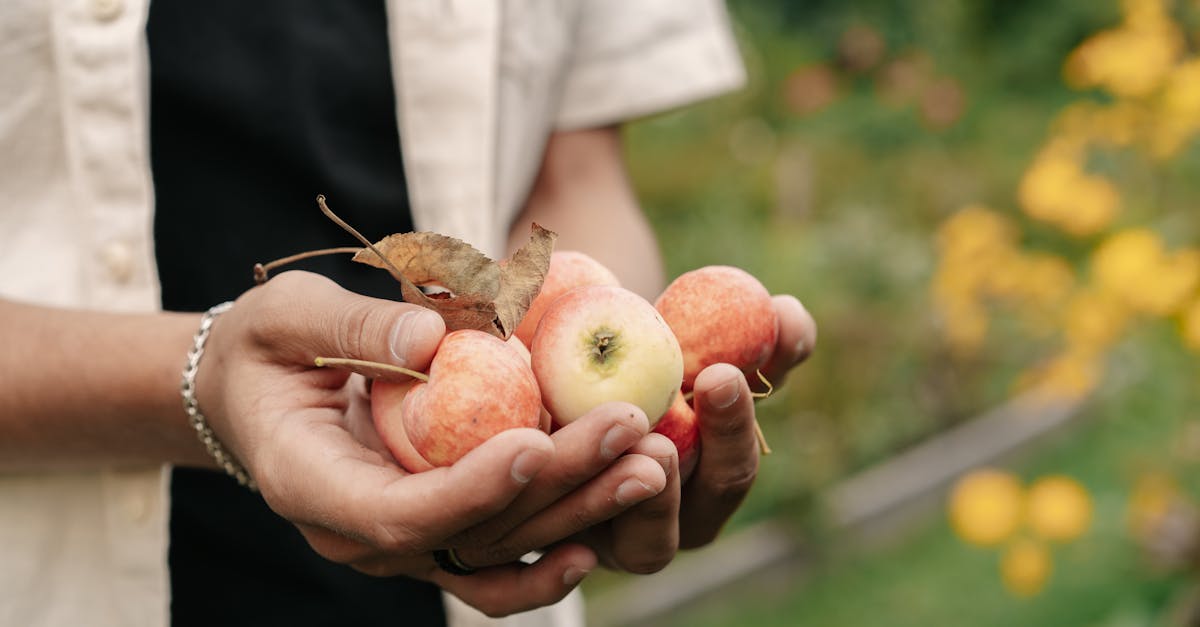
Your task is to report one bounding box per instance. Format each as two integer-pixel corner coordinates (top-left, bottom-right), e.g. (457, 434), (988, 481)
(254, 271), (446, 372)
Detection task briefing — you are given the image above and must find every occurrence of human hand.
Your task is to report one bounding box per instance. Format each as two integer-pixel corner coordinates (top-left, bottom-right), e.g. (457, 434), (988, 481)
(470, 294), (817, 574)
(498, 295), (817, 574)
(190, 271), (668, 617)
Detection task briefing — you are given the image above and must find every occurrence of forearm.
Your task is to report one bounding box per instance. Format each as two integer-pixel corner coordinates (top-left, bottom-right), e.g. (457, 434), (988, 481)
(507, 127), (665, 300)
(0, 298), (212, 469)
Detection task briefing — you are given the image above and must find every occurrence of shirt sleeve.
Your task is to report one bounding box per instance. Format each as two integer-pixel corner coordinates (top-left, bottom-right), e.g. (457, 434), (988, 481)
(554, 0), (746, 130)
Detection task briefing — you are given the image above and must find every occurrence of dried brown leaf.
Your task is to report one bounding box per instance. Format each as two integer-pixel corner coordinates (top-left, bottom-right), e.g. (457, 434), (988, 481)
(351, 224), (557, 338)
(496, 224), (557, 338)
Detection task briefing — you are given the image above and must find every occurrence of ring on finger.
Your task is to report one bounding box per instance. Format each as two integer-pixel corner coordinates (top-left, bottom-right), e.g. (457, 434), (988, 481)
(432, 548), (477, 576)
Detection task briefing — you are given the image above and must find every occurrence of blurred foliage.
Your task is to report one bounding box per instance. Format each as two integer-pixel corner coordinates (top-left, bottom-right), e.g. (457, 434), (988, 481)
(595, 0), (1200, 623)
(651, 328), (1200, 626)
(623, 0), (1200, 524)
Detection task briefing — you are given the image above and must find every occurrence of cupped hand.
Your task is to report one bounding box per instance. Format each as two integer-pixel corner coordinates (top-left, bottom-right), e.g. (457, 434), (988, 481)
(189, 271), (667, 617)
(447, 293), (817, 575)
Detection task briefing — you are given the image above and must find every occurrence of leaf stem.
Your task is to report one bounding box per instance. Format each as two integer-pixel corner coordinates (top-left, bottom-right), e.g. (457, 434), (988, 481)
(253, 247), (363, 284)
(316, 195), (410, 286)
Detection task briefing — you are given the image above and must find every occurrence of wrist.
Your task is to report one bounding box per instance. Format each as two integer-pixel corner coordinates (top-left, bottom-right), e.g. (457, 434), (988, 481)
(180, 301), (256, 489)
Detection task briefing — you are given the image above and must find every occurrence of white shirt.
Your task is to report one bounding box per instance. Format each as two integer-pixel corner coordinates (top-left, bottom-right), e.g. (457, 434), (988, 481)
(0, 1), (745, 625)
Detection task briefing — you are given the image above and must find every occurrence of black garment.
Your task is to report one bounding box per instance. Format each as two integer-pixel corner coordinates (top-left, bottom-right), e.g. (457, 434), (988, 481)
(147, 2), (443, 625)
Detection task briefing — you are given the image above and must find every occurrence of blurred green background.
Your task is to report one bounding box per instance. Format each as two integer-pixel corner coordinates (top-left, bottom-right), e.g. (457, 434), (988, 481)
(585, 0), (1200, 625)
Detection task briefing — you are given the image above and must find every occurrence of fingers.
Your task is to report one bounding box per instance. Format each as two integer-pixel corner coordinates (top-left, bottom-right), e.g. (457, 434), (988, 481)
(602, 433), (680, 573)
(760, 294), (817, 389)
(452, 450), (667, 568)
(344, 543), (597, 618)
(430, 544), (598, 618)
(447, 402), (649, 547)
(679, 363), (758, 549)
(258, 419), (553, 562)
(247, 270), (446, 375)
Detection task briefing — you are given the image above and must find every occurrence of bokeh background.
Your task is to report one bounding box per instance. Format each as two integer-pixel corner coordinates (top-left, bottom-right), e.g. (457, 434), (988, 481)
(583, 0), (1200, 625)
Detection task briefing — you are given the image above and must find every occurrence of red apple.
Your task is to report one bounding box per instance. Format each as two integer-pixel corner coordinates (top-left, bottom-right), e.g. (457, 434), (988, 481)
(654, 266), (779, 390)
(531, 285), (683, 428)
(371, 329), (544, 473)
(505, 334), (552, 432)
(652, 391), (700, 482)
(514, 250), (621, 347)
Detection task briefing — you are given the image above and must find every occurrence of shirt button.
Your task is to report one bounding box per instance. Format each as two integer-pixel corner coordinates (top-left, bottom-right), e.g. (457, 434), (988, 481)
(122, 489), (150, 523)
(99, 240), (135, 284)
(91, 0), (123, 22)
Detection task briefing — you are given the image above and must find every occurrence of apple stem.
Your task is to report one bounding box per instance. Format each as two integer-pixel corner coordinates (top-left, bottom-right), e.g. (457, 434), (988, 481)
(753, 420), (772, 455)
(750, 370), (773, 455)
(680, 370), (774, 455)
(313, 356), (430, 382)
(253, 247), (364, 284)
(750, 370), (774, 400)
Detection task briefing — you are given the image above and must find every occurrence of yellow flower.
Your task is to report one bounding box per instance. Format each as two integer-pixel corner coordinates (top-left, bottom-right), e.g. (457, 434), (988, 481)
(1000, 538), (1053, 597)
(1096, 101), (1146, 147)
(1026, 476), (1093, 542)
(1092, 230), (1200, 316)
(1018, 154), (1079, 222)
(1122, 0), (1171, 31)
(1150, 59), (1200, 158)
(1063, 0), (1183, 99)
(1017, 150), (1119, 236)
(1016, 348), (1102, 401)
(1136, 249), (1200, 316)
(949, 469), (1024, 546)
(1180, 297), (1200, 351)
(936, 205), (1016, 259)
(1061, 176), (1120, 236)
(1161, 60), (1200, 118)
(1064, 288), (1131, 351)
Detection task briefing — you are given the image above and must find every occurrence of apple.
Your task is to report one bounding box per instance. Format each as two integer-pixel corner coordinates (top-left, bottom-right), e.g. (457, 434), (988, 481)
(371, 329), (544, 473)
(531, 285), (684, 428)
(652, 391), (700, 481)
(505, 334), (552, 432)
(654, 265), (779, 390)
(514, 250), (621, 347)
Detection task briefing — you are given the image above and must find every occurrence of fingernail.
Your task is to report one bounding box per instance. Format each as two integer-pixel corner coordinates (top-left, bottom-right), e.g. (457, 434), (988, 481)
(615, 479), (657, 506)
(563, 566), (590, 586)
(706, 378), (740, 410)
(600, 425), (639, 460)
(389, 310), (439, 367)
(511, 450), (547, 484)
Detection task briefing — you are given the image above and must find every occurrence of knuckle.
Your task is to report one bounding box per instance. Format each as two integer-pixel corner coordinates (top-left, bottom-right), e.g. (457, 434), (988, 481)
(448, 524), (503, 551)
(456, 489), (505, 522)
(701, 410), (753, 440)
(632, 494), (677, 524)
(334, 300), (375, 359)
(709, 464), (759, 503)
(367, 519), (420, 554)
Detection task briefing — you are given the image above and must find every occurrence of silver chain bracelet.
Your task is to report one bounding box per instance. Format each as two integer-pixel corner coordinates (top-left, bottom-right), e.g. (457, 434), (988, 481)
(181, 301), (257, 491)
